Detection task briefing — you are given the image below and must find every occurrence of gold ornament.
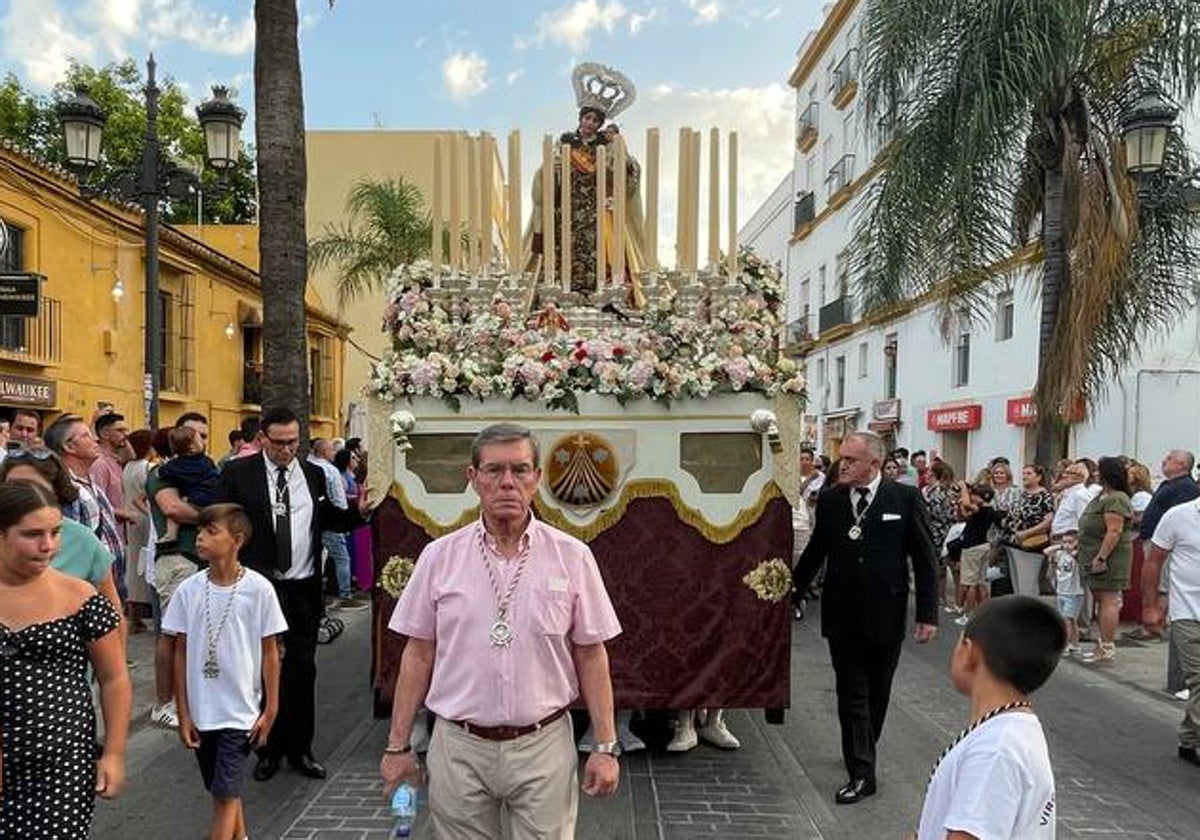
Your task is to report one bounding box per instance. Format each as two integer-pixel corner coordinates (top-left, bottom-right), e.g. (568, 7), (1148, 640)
(546, 432), (619, 507)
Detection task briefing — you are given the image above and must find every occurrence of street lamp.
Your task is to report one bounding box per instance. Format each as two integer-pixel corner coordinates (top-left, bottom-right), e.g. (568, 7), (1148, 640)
(56, 55), (243, 428)
(1120, 89), (1179, 174)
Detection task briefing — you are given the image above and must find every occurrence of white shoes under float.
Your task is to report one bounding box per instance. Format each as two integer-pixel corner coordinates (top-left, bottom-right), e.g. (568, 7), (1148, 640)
(667, 709), (741, 752)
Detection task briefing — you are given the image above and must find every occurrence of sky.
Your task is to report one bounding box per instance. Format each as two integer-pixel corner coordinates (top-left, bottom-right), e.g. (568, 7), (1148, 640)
(0, 0), (826, 260)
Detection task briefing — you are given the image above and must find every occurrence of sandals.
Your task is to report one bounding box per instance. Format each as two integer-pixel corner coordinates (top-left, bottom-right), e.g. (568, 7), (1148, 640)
(1079, 642), (1116, 664)
(317, 614), (345, 645)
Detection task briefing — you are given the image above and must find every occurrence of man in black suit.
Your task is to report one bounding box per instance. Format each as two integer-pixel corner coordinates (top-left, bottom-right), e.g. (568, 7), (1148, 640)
(793, 431), (938, 805)
(216, 406), (369, 781)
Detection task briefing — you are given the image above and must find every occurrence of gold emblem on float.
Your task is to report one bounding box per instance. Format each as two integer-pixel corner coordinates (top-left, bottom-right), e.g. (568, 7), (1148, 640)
(546, 433), (619, 507)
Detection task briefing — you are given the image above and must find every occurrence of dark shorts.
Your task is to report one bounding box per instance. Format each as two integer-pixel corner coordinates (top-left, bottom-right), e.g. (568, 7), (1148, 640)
(197, 729), (251, 799)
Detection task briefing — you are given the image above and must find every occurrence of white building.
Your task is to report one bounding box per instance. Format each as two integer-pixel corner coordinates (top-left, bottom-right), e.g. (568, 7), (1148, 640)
(761, 0), (1200, 480)
(739, 171), (794, 273)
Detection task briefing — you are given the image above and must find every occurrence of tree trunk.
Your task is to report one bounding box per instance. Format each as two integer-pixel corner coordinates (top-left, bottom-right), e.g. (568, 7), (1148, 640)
(1034, 163), (1067, 468)
(255, 0), (311, 433)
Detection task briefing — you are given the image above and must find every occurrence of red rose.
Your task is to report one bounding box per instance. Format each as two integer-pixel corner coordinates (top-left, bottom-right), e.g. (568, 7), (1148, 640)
(613, 346), (625, 357)
(542, 351), (555, 362)
(574, 347), (588, 361)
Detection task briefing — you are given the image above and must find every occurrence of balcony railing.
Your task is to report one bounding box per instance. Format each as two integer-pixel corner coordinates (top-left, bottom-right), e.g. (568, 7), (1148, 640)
(826, 154), (855, 199)
(0, 295), (62, 365)
(786, 317), (813, 346)
(830, 49), (859, 107)
(796, 102), (819, 150)
(819, 296), (852, 333)
(794, 191), (815, 229)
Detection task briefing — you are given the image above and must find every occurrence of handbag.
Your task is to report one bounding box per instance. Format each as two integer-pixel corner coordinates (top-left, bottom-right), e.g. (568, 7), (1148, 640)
(1020, 533), (1050, 551)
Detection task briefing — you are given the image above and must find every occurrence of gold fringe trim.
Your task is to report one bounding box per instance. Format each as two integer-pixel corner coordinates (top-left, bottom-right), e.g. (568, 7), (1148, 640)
(387, 479), (781, 544)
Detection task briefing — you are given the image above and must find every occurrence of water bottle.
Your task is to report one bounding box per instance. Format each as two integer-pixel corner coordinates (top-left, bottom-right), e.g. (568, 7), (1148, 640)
(391, 782), (417, 837)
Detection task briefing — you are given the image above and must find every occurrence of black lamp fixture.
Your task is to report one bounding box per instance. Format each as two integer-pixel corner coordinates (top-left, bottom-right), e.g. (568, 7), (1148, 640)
(1120, 88), (1179, 175)
(196, 85), (246, 174)
(57, 87), (107, 172)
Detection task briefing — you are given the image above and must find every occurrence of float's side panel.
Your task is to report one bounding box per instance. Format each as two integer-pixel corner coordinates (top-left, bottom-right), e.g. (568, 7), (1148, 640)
(593, 495), (792, 710)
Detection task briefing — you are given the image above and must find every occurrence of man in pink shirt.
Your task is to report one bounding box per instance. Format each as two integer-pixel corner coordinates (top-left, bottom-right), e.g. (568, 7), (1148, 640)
(381, 423), (622, 838)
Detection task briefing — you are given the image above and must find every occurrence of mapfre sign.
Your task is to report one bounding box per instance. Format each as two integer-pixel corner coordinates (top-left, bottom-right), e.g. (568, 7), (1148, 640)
(926, 404), (982, 432)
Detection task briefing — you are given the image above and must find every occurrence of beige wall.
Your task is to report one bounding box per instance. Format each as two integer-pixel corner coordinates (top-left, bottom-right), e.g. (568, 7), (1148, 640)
(305, 130), (507, 413)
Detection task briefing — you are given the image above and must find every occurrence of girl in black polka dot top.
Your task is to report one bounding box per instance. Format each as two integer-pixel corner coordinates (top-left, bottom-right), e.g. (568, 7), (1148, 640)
(0, 480), (132, 838)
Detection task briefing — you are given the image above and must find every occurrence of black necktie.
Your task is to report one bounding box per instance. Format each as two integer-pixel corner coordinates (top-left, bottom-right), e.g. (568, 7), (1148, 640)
(274, 466), (292, 572)
(855, 487), (870, 519)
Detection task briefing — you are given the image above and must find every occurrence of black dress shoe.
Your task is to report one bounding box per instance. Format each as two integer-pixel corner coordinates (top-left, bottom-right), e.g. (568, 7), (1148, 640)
(253, 755), (280, 781)
(289, 753), (328, 779)
(1179, 745), (1200, 766)
(835, 778), (877, 805)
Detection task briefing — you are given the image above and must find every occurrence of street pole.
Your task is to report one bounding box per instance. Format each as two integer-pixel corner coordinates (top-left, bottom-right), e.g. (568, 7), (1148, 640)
(142, 55), (161, 429)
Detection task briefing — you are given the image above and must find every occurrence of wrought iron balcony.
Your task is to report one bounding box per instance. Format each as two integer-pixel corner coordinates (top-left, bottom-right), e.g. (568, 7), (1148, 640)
(794, 191), (815, 229)
(796, 102), (819, 150)
(819, 296), (852, 333)
(826, 155), (856, 199)
(830, 49), (859, 108)
(0, 296), (62, 366)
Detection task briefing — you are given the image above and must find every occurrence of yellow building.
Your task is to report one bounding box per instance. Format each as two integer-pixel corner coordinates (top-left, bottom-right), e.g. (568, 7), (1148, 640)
(0, 142), (348, 445)
(305, 130), (507, 418)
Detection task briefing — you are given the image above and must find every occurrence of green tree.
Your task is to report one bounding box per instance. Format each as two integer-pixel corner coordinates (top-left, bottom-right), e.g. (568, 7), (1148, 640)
(854, 1), (1200, 465)
(0, 61), (256, 224)
(255, 0), (312, 425)
(308, 177), (434, 309)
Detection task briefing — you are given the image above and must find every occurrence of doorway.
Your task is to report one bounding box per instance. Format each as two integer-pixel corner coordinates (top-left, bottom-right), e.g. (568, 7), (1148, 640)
(940, 431), (968, 479)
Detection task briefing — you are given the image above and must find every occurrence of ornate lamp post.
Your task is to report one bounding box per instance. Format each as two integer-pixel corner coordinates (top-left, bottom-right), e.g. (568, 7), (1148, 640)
(57, 55), (244, 427)
(1120, 89), (1179, 174)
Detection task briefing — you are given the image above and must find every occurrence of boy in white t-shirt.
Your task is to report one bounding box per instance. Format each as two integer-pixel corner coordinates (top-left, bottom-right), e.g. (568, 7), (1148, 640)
(163, 504), (288, 840)
(1046, 531), (1084, 655)
(915, 596), (1065, 840)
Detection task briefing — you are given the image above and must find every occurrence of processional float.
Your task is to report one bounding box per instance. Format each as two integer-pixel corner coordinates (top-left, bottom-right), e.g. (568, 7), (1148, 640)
(366, 64), (806, 719)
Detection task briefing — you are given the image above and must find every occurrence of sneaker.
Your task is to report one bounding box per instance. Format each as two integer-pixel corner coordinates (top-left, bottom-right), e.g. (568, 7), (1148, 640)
(334, 598), (368, 611)
(698, 715), (741, 750)
(150, 700), (179, 729)
(1062, 644), (1079, 658)
(1079, 643), (1116, 664)
(666, 713), (698, 753)
(1175, 688), (1191, 701)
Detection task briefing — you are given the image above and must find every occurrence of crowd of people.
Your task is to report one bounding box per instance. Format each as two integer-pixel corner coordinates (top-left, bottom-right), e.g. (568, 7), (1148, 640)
(0, 406), (374, 839)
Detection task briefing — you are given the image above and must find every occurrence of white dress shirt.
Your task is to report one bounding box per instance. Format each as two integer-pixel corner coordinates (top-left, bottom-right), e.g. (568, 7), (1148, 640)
(852, 471), (884, 513)
(263, 453), (315, 580)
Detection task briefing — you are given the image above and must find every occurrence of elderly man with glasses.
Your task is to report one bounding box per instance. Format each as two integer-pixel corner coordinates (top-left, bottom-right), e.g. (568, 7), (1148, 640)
(216, 406), (371, 782)
(380, 422), (622, 839)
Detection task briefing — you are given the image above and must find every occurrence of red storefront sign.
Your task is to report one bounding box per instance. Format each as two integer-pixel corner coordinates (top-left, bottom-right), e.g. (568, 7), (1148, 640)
(927, 404), (982, 432)
(1005, 396), (1085, 425)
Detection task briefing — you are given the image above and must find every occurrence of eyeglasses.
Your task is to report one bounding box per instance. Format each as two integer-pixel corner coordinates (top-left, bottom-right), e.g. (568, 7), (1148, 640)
(264, 436), (300, 450)
(477, 462), (538, 481)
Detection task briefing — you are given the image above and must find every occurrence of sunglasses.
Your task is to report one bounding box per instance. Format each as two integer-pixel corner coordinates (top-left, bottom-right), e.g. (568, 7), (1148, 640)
(5, 447), (56, 462)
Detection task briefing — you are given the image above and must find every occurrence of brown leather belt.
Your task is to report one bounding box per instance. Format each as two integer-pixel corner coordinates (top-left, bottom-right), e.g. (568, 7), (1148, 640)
(450, 708), (568, 742)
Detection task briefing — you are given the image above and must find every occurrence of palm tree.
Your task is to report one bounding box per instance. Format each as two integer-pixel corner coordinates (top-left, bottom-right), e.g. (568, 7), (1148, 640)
(308, 177), (434, 309)
(255, 0), (310, 424)
(854, 1), (1200, 465)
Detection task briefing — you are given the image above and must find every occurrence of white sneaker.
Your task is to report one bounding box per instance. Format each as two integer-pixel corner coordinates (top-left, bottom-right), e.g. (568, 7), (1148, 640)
(150, 700), (179, 729)
(666, 711), (698, 752)
(1175, 688), (1190, 701)
(698, 711), (741, 750)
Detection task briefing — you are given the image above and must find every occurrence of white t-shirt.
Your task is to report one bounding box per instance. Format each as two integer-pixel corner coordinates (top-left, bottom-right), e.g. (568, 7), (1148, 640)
(1051, 483), (1101, 536)
(918, 713), (1055, 840)
(1054, 550), (1083, 597)
(162, 567), (288, 731)
(1131, 490), (1152, 514)
(1151, 500), (1200, 622)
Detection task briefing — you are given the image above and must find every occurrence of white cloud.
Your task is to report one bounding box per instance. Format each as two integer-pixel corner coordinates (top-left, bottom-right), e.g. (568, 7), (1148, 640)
(1, 0), (95, 89)
(146, 0), (255, 56)
(629, 7), (658, 34)
(518, 0), (628, 51)
(506, 68), (526, 85)
(442, 51), (491, 102)
(81, 0), (140, 56)
(685, 0), (720, 25)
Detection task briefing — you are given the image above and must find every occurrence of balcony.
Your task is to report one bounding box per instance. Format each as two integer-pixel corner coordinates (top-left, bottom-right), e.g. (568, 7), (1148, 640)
(793, 191), (815, 231)
(826, 154), (856, 205)
(785, 317), (813, 354)
(830, 49), (859, 110)
(819, 296), (852, 334)
(796, 102), (819, 152)
(0, 296), (62, 366)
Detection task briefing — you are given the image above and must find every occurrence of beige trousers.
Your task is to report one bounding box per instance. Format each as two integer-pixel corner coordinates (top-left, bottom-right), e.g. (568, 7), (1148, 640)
(427, 714), (578, 840)
(1173, 619), (1200, 749)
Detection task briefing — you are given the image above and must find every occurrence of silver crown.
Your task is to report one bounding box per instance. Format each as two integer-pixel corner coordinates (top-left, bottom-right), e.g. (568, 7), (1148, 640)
(572, 62), (636, 121)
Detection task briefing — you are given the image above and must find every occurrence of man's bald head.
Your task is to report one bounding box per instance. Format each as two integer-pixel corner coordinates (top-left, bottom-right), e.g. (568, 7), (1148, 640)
(1163, 450), (1195, 479)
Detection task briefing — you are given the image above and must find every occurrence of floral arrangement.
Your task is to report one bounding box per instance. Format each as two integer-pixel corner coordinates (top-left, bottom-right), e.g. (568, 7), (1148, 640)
(742, 558), (793, 603)
(378, 555), (416, 599)
(368, 255), (804, 413)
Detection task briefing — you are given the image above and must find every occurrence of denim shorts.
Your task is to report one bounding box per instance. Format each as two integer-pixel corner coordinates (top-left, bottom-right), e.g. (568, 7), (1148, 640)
(1058, 594), (1084, 620)
(197, 729), (252, 799)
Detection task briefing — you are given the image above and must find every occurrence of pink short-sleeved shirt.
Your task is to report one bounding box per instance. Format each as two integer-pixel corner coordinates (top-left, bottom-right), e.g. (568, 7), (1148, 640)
(388, 515), (621, 727)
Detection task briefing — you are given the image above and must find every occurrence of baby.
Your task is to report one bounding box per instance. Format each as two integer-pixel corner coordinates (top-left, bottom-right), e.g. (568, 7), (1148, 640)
(156, 426), (220, 542)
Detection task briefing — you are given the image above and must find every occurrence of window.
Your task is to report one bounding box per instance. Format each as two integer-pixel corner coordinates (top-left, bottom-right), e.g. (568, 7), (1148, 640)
(804, 155), (816, 193)
(858, 342), (868, 378)
(158, 271), (196, 393)
(884, 333), (898, 399)
(817, 264), (827, 307)
(835, 250), (850, 299)
(0, 222), (25, 352)
(995, 290), (1014, 342)
(835, 356), (846, 407)
(843, 111), (856, 158)
(817, 357), (826, 387)
(242, 324), (263, 405)
(954, 328), (971, 387)
(799, 276), (811, 337)
(309, 333), (336, 417)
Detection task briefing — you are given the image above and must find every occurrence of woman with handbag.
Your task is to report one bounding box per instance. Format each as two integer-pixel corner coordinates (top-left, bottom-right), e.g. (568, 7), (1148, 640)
(1007, 465), (1056, 596)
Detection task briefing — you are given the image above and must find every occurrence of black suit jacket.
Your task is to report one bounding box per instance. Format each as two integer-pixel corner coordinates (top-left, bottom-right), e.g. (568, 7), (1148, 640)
(215, 454), (366, 578)
(794, 479), (938, 645)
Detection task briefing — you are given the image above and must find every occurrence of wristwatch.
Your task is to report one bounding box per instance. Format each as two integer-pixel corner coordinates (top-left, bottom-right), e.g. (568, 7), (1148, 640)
(593, 740), (622, 756)
(383, 744), (413, 756)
